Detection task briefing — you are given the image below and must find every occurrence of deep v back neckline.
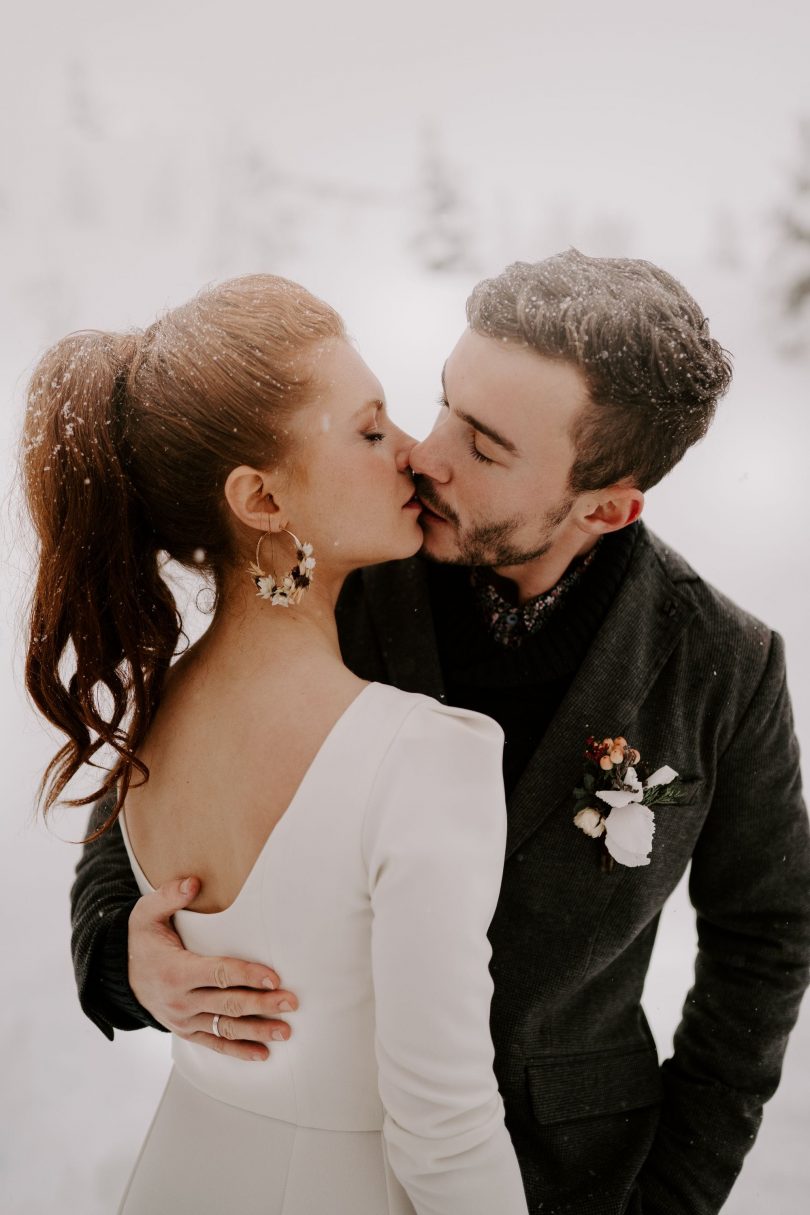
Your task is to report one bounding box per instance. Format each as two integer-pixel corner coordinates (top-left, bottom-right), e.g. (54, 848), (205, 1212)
(120, 681), (380, 918)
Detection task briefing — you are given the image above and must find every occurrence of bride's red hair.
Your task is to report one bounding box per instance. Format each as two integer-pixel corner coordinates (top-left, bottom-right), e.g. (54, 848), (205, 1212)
(21, 275), (344, 837)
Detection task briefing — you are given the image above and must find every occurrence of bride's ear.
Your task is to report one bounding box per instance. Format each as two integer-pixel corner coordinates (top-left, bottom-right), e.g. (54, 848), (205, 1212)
(224, 466), (288, 534)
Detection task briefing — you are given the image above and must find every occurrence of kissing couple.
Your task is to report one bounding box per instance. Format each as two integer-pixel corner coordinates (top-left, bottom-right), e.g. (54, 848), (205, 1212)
(23, 251), (810, 1214)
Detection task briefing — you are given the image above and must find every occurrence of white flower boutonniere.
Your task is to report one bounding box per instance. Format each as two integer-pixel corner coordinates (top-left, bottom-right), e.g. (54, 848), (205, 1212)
(573, 736), (684, 869)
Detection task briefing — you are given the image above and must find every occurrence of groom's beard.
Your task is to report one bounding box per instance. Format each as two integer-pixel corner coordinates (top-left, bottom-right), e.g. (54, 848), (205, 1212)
(413, 475), (573, 568)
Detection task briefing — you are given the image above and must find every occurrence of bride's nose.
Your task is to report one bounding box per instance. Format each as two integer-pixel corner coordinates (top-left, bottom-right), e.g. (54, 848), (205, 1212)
(394, 428), (417, 473)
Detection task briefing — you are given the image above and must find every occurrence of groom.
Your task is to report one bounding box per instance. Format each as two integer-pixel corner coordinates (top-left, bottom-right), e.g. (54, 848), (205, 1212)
(71, 251), (810, 1214)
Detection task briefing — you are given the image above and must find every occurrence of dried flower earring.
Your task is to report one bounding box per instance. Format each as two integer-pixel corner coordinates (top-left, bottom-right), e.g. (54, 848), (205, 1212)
(248, 529), (316, 607)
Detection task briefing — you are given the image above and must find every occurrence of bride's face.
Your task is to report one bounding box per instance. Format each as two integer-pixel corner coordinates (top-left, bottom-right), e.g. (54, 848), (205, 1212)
(281, 339), (423, 571)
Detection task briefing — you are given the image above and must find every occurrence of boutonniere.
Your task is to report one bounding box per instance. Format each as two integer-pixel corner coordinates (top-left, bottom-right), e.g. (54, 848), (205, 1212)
(573, 736), (684, 869)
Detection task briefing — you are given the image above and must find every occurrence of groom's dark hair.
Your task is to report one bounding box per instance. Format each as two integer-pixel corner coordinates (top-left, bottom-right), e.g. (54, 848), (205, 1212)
(466, 249), (733, 492)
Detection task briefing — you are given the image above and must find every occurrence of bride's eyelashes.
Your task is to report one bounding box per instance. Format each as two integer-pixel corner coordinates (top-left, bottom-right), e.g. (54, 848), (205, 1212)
(362, 400), (388, 444)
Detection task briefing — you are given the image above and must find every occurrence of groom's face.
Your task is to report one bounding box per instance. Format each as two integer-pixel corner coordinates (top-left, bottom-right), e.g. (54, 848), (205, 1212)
(409, 329), (590, 567)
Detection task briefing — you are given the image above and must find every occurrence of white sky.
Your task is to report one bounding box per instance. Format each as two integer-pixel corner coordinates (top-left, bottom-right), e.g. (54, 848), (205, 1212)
(1, 0), (808, 260)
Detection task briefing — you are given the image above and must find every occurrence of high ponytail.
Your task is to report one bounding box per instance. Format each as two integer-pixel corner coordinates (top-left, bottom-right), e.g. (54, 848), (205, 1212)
(22, 330), (182, 836)
(20, 275), (345, 836)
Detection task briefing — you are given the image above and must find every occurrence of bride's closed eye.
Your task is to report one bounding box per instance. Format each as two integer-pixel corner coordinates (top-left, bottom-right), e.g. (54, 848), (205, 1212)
(362, 402), (388, 444)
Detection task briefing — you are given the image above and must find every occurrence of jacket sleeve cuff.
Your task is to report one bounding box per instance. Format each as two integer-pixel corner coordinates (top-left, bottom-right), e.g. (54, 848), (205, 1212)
(79, 903), (169, 1039)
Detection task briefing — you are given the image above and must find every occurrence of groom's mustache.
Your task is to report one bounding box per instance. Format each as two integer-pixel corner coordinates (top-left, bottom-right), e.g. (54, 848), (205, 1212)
(412, 475), (460, 528)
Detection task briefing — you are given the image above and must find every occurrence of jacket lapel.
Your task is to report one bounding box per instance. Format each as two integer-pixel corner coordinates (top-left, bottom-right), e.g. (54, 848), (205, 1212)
(504, 528), (699, 858)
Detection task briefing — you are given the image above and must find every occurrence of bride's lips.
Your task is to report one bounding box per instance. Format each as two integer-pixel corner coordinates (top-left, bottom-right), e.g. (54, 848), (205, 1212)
(402, 492), (423, 511)
(415, 494), (447, 522)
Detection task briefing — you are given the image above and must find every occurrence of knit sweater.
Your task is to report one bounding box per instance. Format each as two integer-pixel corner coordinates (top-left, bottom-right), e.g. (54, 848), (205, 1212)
(428, 524), (638, 796)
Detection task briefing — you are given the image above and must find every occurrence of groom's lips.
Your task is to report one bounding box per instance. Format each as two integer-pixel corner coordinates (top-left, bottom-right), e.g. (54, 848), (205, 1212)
(415, 495), (448, 522)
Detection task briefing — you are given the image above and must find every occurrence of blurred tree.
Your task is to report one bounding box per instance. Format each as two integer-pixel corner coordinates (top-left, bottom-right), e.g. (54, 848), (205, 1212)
(411, 127), (477, 273)
(582, 213), (634, 257)
(773, 116), (810, 355)
(709, 207), (744, 272)
(63, 60), (102, 229)
(209, 135), (301, 275)
(144, 144), (187, 236)
(66, 58), (103, 141)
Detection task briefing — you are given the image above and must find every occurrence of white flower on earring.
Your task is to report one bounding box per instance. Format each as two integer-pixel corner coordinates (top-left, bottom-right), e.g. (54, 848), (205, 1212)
(249, 529), (315, 607)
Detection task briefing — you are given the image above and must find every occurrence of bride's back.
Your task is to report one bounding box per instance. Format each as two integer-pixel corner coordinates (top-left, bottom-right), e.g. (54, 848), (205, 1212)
(121, 679), (403, 1130)
(123, 638), (367, 915)
(120, 682), (508, 1132)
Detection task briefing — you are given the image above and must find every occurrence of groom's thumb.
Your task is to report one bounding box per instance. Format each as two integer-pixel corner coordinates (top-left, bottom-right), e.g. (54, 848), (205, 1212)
(129, 875), (201, 938)
(153, 875), (200, 917)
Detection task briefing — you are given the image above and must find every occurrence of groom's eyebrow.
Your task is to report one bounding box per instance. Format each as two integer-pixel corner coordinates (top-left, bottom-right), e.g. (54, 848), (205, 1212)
(441, 364), (519, 456)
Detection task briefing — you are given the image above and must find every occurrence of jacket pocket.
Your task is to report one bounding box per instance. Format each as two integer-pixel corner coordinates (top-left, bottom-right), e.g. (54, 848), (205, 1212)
(521, 1047), (662, 1201)
(527, 1044), (662, 1126)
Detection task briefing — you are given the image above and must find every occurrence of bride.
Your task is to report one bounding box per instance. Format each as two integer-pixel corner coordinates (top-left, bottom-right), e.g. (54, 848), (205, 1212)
(21, 275), (529, 1214)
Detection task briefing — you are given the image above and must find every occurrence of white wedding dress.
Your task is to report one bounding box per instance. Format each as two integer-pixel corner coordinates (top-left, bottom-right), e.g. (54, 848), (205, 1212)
(118, 682), (529, 1215)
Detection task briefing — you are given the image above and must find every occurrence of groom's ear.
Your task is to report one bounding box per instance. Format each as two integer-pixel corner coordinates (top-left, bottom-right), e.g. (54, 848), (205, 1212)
(580, 481), (644, 535)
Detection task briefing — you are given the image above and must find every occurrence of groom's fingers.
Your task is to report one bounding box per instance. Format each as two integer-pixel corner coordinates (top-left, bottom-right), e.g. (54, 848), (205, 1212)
(185, 1032), (272, 1062)
(127, 883), (284, 1031)
(180, 1013), (294, 1061)
(191, 987), (299, 1020)
(194, 956), (283, 995)
(186, 1013), (293, 1045)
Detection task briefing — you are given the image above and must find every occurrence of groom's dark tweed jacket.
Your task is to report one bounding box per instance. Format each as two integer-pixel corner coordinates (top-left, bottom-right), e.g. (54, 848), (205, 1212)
(72, 526), (810, 1215)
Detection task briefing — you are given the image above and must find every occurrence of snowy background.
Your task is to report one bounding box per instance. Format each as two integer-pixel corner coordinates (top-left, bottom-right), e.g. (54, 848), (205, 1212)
(1, 1), (809, 1211)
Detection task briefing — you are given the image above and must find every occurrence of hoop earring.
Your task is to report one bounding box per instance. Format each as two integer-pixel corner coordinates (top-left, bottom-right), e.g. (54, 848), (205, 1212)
(248, 529), (316, 607)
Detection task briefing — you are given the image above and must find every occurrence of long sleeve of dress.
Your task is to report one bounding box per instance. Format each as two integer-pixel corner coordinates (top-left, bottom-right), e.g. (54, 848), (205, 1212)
(362, 702), (529, 1215)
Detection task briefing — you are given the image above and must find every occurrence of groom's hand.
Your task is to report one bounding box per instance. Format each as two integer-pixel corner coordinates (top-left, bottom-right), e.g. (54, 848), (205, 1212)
(127, 877), (298, 1061)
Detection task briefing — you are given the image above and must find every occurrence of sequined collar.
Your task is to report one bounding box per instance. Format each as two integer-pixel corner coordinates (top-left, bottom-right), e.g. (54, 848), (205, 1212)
(470, 543), (600, 648)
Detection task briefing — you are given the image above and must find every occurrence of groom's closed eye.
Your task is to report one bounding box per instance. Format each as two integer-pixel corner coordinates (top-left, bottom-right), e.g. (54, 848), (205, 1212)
(438, 367), (519, 457)
(436, 393), (516, 465)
